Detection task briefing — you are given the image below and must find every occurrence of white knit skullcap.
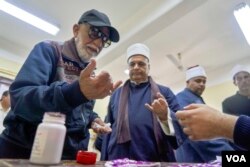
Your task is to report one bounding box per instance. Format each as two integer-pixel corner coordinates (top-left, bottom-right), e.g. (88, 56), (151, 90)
(186, 65), (207, 81)
(230, 64), (249, 79)
(126, 43), (150, 62)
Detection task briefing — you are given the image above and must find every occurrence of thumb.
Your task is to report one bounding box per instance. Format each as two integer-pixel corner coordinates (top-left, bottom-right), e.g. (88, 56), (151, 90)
(81, 59), (96, 77)
(145, 103), (153, 112)
(175, 110), (188, 120)
(183, 103), (200, 110)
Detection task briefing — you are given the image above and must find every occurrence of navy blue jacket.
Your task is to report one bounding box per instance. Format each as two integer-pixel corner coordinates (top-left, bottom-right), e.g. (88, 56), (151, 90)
(0, 38), (99, 159)
(234, 115), (250, 150)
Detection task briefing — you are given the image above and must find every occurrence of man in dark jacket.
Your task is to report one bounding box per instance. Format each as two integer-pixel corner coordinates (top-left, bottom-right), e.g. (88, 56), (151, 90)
(0, 9), (121, 159)
(222, 64), (250, 116)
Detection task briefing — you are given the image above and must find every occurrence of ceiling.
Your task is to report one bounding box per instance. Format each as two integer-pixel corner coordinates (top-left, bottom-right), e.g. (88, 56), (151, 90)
(0, 0), (250, 93)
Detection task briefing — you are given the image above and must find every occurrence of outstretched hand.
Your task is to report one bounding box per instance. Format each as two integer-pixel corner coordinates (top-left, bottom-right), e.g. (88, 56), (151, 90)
(175, 104), (228, 140)
(145, 92), (168, 121)
(79, 59), (122, 100)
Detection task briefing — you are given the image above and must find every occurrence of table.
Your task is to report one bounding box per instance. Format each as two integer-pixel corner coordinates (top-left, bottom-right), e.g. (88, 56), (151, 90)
(0, 159), (104, 167)
(0, 159), (222, 167)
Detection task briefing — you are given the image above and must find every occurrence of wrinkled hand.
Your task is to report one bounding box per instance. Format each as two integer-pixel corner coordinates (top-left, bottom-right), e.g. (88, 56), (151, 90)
(175, 104), (224, 140)
(91, 118), (112, 134)
(79, 59), (122, 100)
(145, 92), (168, 121)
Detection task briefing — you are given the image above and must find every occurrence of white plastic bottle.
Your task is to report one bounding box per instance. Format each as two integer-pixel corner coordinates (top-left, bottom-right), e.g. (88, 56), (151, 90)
(30, 112), (66, 165)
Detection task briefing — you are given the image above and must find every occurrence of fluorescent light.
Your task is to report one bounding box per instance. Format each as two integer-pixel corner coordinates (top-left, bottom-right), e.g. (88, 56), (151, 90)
(0, 0), (59, 35)
(124, 69), (129, 75)
(234, 3), (250, 45)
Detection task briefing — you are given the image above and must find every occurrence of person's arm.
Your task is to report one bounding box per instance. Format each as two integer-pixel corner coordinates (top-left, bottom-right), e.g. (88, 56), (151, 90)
(233, 115), (250, 150)
(213, 113), (237, 140)
(157, 87), (181, 135)
(145, 90), (179, 149)
(158, 107), (175, 135)
(145, 92), (176, 136)
(10, 42), (82, 123)
(175, 104), (237, 141)
(81, 100), (111, 134)
(176, 104), (250, 150)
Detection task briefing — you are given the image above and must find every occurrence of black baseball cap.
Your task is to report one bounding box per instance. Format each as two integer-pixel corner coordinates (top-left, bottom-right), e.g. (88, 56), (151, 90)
(78, 9), (120, 42)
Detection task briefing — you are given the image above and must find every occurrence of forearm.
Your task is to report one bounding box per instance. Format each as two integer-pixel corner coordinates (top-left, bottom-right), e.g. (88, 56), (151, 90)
(216, 113), (237, 140)
(158, 108), (175, 135)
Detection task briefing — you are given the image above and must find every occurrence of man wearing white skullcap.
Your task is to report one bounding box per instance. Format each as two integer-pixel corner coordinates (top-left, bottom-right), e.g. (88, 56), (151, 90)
(174, 65), (234, 162)
(100, 43), (180, 162)
(176, 64), (250, 150)
(126, 43), (150, 62)
(185, 65), (206, 82)
(183, 65), (207, 97)
(222, 64), (250, 117)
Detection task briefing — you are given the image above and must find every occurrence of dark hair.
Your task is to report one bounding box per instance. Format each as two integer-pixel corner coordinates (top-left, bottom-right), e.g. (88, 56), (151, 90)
(2, 90), (9, 97)
(0, 90), (9, 101)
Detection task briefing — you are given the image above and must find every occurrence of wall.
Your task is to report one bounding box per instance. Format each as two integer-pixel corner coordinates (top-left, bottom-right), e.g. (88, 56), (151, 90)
(0, 58), (21, 96)
(203, 80), (237, 111)
(93, 96), (110, 120)
(0, 58), (20, 80)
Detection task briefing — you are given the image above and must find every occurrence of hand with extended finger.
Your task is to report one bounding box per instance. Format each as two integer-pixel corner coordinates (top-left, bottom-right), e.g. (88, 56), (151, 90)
(145, 92), (168, 121)
(79, 59), (122, 100)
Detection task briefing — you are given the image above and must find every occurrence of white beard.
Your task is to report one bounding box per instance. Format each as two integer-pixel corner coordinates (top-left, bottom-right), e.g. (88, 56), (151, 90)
(74, 37), (97, 62)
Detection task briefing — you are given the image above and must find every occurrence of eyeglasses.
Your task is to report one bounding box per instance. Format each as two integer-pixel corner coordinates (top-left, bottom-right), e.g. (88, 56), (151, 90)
(88, 26), (111, 48)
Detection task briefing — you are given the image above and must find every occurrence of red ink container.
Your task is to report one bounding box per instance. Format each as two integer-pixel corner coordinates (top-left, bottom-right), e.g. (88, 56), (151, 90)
(76, 150), (97, 165)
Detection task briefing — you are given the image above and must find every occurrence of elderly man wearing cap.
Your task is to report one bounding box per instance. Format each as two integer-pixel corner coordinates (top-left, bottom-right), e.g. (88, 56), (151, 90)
(222, 64), (250, 116)
(0, 9), (122, 159)
(100, 43), (180, 162)
(174, 65), (234, 162)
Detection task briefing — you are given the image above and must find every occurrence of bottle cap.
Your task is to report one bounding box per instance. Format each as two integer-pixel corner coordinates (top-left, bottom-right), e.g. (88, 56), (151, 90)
(43, 112), (65, 124)
(76, 150), (97, 165)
